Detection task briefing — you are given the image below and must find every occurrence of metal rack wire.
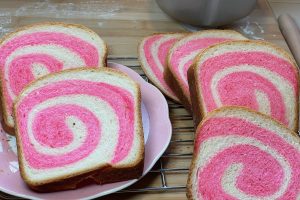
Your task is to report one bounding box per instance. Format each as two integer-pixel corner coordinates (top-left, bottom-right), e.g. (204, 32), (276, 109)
(109, 56), (194, 194)
(0, 56), (195, 199)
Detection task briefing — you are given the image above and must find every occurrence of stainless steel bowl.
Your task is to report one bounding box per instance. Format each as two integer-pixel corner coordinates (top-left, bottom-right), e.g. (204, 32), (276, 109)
(156, 0), (257, 27)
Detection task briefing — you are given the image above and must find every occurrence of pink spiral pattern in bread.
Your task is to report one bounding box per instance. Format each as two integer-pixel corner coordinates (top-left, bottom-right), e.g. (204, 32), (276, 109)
(139, 33), (184, 102)
(0, 22), (107, 132)
(166, 30), (247, 111)
(14, 68), (144, 190)
(187, 107), (300, 200)
(188, 40), (299, 131)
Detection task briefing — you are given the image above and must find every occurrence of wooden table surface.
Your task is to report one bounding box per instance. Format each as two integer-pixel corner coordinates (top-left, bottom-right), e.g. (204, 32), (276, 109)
(269, 0), (300, 27)
(0, 0), (291, 199)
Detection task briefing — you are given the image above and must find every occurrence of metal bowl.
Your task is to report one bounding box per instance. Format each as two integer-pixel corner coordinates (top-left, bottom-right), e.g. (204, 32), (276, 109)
(156, 0), (257, 27)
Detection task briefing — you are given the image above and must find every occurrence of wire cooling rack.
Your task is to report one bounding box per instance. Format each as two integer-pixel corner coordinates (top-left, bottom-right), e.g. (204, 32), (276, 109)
(109, 56), (194, 194)
(0, 56), (195, 199)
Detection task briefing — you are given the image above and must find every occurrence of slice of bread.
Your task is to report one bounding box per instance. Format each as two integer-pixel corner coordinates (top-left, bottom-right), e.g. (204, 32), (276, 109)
(0, 22), (107, 134)
(165, 30), (247, 112)
(138, 33), (185, 102)
(188, 40), (299, 131)
(187, 106), (300, 200)
(13, 68), (144, 191)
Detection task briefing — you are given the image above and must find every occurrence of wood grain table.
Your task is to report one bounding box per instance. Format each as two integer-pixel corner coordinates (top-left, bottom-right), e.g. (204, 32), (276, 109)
(0, 0), (291, 199)
(269, 0), (300, 27)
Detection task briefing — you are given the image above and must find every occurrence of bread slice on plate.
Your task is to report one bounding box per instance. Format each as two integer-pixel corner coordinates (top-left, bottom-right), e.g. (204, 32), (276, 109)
(188, 40), (299, 131)
(165, 30), (247, 111)
(13, 68), (144, 191)
(187, 106), (300, 200)
(0, 22), (107, 134)
(139, 33), (185, 102)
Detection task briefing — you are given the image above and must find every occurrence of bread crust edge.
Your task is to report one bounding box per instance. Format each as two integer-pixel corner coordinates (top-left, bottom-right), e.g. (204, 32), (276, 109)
(138, 32), (186, 103)
(13, 68), (144, 192)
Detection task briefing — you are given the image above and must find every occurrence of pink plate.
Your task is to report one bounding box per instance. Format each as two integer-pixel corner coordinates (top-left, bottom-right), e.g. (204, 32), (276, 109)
(0, 62), (172, 200)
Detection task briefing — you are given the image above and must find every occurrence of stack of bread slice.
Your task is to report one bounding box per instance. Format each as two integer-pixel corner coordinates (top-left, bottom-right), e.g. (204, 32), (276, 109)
(139, 30), (247, 111)
(139, 30), (300, 199)
(0, 22), (144, 191)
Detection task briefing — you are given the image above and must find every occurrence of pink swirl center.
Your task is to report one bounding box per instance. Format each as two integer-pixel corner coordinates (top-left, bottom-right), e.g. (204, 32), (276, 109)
(32, 105), (97, 148)
(199, 52), (298, 126)
(16, 80), (135, 169)
(195, 117), (300, 199)
(0, 32), (100, 118)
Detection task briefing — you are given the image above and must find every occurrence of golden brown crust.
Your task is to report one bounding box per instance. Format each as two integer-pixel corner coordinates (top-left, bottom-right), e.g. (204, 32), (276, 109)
(0, 21), (108, 68)
(0, 77), (15, 134)
(135, 84), (145, 167)
(1, 119), (15, 135)
(138, 32), (186, 103)
(13, 67), (144, 191)
(192, 39), (300, 132)
(0, 21), (105, 45)
(186, 159), (196, 200)
(187, 132), (198, 200)
(187, 63), (203, 128)
(0, 73), (14, 134)
(102, 43), (108, 68)
(28, 158), (144, 192)
(0, 21), (108, 134)
(186, 106), (300, 199)
(164, 64), (192, 112)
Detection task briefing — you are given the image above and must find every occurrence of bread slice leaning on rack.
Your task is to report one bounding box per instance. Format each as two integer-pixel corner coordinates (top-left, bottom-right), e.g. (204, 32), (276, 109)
(165, 30), (247, 111)
(139, 33), (185, 102)
(188, 40), (299, 131)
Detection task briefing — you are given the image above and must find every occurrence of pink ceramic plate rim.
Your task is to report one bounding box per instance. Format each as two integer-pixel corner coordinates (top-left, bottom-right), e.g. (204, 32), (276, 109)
(0, 62), (172, 200)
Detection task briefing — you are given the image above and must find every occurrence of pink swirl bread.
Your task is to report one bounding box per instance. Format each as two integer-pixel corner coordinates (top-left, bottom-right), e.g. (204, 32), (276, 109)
(13, 68), (144, 191)
(0, 22), (107, 134)
(187, 107), (300, 200)
(165, 30), (247, 111)
(188, 40), (299, 131)
(138, 33), (185, 102)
